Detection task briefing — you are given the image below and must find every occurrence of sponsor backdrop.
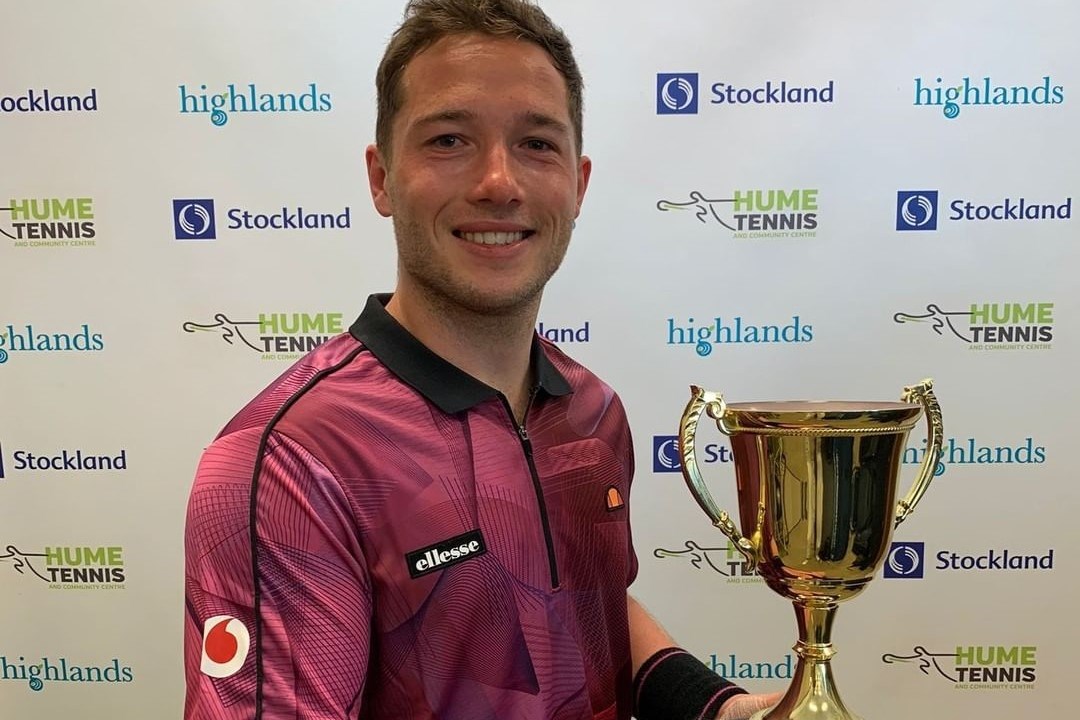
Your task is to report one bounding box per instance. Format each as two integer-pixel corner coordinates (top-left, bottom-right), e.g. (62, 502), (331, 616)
(1, 0), (1076, 717)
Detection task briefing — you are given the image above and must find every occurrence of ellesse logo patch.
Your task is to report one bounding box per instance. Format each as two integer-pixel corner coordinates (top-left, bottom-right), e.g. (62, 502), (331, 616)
(200, 615), (251, 678)
(405, 529), (487, 579)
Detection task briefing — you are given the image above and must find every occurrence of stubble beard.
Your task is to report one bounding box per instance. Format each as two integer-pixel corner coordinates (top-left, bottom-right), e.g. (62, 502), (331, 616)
(392, 214), (572, 331)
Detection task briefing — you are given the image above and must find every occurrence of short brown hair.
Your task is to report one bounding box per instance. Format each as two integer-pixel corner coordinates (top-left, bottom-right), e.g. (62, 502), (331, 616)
(375, 0), (584, 159)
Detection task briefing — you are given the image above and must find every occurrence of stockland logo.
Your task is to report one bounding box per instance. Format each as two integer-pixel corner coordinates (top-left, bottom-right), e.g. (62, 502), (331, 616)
(657, 72), (834, 115)
(172, 197), (351, 240)
(895, 190), (1070, 231)
(656, 73), (699, 114)
(893, 302), (1054, 351)
(903, 436), (1046, 476)
(0, 655), (133, 692)
(667, 314), (813, 356)
(652, 434), (732, 473)
(0, 88), (98, 115)
(0, 197), (96, 248)
(653, 540), (761, 583)
(883, 644), (1037, 689)
(914, 75), (1063, 119)
(0, 324), (105, 365)
(0, 545), (126, 590)
(0, 442), (127, 475)
(178, 82), (332, 127)
(883, 541), (925, 578)
(536, 320), (590, 344)
(895, 191), (938, 231)
(183, 311), (343, 361)
(173, 199), (216, 240)
(657, 188), (819, 238)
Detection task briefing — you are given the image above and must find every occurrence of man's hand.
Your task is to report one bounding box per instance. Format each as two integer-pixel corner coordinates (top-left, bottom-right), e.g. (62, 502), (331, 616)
(716, 691), (784, 720)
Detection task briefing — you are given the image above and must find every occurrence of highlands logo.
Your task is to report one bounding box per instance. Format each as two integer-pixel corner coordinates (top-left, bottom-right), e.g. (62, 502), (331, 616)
(652, 434), (732, 473)
(0, 655), (133, 692)
(895, 190), (1070, 230)
(709, 653), (794, 681)
(182, 312), (343, 360)
(893, 302), (1054, 350)
(657, 189), (818, 238)
(883, 645), (1036, 689)
(1, 197), (96, 248)
(914, 75), (1063, 119)
(171, 197), (351, 239)
(179, 83), (332, 127)
(0, 324), (105, 365)
(657, 73), (834, 115)
(656, 73), (698, 114)
(903, 436), (1046, 476)
(667, 315), (813, 356)
(0, 88), (98, 115)
(0, 545), (126, 590)
(653, 540), (761, 584)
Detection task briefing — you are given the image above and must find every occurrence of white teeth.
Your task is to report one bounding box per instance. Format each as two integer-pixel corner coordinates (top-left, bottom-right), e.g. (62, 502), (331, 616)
(460, 231), (526, 245)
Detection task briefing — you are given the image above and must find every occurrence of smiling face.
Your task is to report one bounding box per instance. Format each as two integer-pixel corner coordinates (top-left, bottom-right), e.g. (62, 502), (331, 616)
(366, 32), (591, 319)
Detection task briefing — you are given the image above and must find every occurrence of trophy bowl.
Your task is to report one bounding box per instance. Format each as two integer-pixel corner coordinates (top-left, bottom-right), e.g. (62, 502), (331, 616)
(679, 380), (943, 720)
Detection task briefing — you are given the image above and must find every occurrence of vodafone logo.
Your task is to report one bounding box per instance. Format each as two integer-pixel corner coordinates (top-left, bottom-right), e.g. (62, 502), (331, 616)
(200, 615), (251, 678)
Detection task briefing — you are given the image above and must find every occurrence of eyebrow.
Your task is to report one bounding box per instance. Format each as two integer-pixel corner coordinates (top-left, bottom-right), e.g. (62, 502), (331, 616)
(412, 109), (571, 136)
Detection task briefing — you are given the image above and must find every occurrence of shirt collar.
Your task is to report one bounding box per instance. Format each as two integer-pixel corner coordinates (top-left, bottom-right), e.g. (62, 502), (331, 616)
(349, 293), (572, 414)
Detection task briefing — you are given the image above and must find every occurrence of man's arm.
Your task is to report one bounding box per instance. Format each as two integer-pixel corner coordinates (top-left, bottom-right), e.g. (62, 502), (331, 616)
(627, 595), (781, 720)
(185, 429), (372, 719)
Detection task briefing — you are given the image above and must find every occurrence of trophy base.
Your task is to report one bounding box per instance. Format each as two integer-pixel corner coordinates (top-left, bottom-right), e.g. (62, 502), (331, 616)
(751, 709), (863, 720)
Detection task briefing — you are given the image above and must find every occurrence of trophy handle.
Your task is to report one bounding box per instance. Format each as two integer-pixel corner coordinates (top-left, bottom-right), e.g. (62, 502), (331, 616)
(895, 378), (944, 528)
(679, 385), (757, 571)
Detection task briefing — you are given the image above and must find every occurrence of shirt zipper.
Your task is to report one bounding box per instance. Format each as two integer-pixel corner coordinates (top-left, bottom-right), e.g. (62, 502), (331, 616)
(502, 389), (560, 590)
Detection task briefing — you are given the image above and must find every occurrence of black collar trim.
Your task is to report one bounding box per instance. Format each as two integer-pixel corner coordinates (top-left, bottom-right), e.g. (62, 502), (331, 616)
(349, 294), (572, 414)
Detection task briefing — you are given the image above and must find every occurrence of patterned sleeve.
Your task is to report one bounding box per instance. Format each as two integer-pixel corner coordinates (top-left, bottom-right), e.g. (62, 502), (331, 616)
(184, 428), (372, 719)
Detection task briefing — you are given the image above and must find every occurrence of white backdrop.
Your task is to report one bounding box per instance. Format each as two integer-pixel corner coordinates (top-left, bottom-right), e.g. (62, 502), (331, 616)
(1, 1), (1077, 717)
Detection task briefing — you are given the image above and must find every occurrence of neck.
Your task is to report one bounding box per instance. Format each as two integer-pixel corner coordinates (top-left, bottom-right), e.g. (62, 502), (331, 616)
(386, 287), (539, 423)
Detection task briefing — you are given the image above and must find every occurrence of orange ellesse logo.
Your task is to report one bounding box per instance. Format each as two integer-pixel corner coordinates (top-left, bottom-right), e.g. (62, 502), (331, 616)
(605, 486), (624, 511)
(200, 615), (251, 678)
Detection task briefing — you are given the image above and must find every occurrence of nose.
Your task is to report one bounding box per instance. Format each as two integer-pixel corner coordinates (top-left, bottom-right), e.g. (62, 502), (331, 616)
(467, 143), (522, 206)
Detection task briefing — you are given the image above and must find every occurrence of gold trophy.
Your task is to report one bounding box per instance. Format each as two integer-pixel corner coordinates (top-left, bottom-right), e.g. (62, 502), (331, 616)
(679, 380), (943, 720)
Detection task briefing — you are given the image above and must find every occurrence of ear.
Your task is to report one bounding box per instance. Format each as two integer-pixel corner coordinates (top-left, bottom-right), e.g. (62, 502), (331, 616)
(574, 154), (592, 217)
(365, 144), (393, 217)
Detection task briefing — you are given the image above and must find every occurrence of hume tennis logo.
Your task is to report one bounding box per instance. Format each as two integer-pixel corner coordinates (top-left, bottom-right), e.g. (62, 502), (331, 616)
(182, 311), (344, 361)
(179, 83), (332, 127)
(883, 644), (1037, 689)
(1, 197), (96, 248)
(893, 302), (1054, 351)
(0, 544), (126, 590)
(657, 188), (819, 239)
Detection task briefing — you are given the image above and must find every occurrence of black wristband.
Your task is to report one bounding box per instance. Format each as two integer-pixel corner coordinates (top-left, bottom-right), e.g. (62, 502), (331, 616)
(633, 647), (748, 720)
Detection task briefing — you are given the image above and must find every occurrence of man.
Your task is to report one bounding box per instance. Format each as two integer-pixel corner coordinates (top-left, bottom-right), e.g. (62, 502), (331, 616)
(184, 1), (779, 718)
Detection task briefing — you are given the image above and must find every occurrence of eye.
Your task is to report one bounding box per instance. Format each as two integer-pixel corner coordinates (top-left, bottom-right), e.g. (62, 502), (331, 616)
(524, 138), (556, 152)
(431, 135), (460, 148)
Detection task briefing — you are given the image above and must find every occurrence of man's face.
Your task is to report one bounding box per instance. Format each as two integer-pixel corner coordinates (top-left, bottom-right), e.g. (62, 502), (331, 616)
(366, 33), (591, 316)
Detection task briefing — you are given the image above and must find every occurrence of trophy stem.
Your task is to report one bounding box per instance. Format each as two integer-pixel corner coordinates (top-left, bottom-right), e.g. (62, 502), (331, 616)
(752, 601), (862, 720)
